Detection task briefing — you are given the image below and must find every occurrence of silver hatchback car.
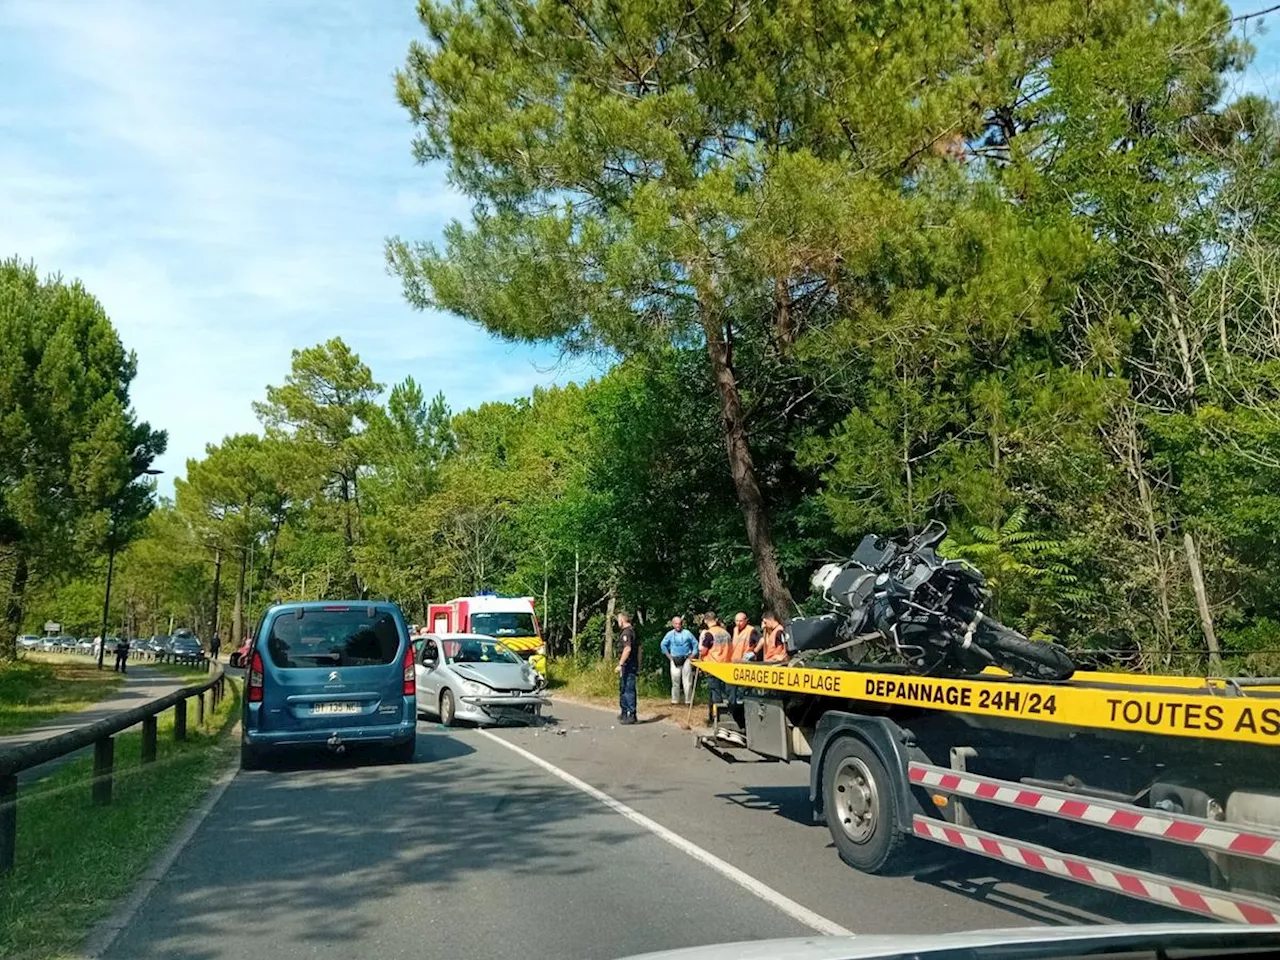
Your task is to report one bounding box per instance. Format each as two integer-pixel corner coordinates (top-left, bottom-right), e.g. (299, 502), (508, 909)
(414, 633), (549, 726)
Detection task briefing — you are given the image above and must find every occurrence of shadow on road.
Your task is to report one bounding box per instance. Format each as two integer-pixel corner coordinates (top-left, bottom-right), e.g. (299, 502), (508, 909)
(911, 849), (1194, 927)
(718, 783), (1191, 928)
(107, 727), (643, 959)
(716, 785), (814, 826)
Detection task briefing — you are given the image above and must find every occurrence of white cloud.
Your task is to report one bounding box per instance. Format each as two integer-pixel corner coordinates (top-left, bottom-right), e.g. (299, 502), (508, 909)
(0, 0), (585, 492)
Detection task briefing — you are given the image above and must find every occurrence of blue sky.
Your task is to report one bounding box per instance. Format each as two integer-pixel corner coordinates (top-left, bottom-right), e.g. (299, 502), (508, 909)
(0, 1), (1277, 492)
(0, 0), (595, 492)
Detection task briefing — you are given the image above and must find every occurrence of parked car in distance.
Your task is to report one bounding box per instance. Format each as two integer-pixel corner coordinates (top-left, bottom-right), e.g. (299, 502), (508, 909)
(240, 601), (417, 769)
(76, 638), (93, 652)
(149, 635), (172, 659)
(17, 635), (40, 650)
(414, 633), (549, 727)
(167, 633), (204, 664)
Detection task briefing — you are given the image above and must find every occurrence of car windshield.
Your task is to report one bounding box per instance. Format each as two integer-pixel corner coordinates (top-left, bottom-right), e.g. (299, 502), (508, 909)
(265, 608), (401, 668)
(443, 638), (520, 665)
(467, 612), (536, 638)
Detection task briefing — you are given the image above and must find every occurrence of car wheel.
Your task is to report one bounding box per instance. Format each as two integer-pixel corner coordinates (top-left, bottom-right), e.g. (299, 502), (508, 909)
(239, 740), (263, 771)
(439, 689), (456, 727)
(388, 736), (416, 764)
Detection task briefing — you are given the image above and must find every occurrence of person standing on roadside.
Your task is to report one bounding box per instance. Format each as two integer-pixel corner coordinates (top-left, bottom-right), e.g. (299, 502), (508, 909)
(729, 612), (761, 663)
(615, 611), (638, 725)
(210, 632), (222, 664)
(698, 612), (732, 723)
(114, 633), (131, 674)
(660, 615), (698, 706)
(726, 612), (760, 712)
(761, 610), (788, 662)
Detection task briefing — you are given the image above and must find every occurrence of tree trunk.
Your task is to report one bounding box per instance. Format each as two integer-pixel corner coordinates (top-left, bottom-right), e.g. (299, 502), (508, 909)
(700, 312), (792, 615)
(211, 547), (223, 641)
(2, 553), (28, 661)
(340, 474), (360, 597)
(571, 549), (581, 660)
(233, 547), (247, 645)
(542, 559), (550, 660)
(97, 542), (116, 669)
(1184, 532), (1223, 674)
(604, 581), (616, 663)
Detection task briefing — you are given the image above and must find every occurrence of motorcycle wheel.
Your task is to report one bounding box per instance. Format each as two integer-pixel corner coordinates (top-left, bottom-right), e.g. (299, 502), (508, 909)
(976, 623), (1075, 682)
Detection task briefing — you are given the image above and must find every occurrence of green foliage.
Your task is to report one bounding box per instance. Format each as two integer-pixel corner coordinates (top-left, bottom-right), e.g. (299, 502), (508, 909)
(0, 258), (164, 657)
(23, 0), (1280, 676)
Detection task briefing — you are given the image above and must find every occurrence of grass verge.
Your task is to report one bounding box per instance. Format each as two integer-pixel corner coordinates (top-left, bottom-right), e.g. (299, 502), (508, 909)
(0, 657), (124, 736)
(140, 661), (216, 683)
(0, 678), (240, 959)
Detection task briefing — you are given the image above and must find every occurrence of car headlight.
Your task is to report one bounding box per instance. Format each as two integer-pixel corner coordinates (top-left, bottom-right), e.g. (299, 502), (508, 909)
(460, 680), (488, 697)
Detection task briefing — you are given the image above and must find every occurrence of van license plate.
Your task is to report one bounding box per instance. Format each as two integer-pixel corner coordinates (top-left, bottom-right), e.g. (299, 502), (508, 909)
(313, 702), (360, 715)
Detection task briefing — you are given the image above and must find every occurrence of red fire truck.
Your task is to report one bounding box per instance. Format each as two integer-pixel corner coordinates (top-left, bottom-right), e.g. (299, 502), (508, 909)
(426, 593), (547, 675)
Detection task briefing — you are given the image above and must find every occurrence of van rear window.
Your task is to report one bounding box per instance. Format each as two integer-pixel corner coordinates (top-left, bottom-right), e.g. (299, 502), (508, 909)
(264, 609), (401, 669)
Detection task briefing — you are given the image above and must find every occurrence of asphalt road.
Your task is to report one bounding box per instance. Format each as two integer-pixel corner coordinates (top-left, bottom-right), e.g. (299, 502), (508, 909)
(104, 700), (1185, 960)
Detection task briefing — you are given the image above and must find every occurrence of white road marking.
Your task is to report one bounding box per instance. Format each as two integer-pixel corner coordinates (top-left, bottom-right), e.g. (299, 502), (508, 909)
(478, 729), (854, 937)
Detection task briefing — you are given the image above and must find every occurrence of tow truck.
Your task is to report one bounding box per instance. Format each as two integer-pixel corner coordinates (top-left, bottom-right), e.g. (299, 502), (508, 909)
(694, 656), (1280, 924)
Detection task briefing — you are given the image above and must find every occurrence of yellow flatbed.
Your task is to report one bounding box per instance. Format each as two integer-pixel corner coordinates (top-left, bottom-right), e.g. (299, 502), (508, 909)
(694, 659), (1280, 748)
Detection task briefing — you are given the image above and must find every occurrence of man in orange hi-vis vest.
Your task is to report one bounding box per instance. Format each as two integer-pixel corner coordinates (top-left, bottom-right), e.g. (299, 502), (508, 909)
(730, 612), (761, 662)
(727, 612), (761, 711)
(698, 612), (731, 723)
(761, 610), (788, 662)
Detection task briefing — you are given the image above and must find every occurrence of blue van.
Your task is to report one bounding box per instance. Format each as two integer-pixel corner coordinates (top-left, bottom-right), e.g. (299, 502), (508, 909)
(240, 601), (417, 769)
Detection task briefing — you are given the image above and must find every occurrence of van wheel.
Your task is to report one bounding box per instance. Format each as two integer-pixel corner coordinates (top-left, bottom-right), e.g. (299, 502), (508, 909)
(821, 736), (912, 874)
(439, 689), (456, 727)
(240, 741), (263, 771)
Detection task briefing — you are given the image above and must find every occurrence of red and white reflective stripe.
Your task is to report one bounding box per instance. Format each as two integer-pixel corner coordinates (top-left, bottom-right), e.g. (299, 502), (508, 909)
(913, 816), (1280, 925)
(909, 762), (1280, 865)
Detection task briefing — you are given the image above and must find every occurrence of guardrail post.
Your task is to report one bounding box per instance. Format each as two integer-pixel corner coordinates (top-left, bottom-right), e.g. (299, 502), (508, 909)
(197, 691), (206, 727)
(0, 774), (16, 873)
(92, 737), (114, 805)
(174, 699), (187, 742)
(142, 716), (157, 763)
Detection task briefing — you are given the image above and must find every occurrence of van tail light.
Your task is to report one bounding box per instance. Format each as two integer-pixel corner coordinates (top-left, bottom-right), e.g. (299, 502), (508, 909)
(403, 644), (415, 695)
(248, 651), (264, 703)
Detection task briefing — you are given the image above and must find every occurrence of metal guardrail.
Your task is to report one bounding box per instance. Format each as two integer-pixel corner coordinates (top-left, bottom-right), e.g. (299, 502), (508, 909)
(0, 664), (228, 873)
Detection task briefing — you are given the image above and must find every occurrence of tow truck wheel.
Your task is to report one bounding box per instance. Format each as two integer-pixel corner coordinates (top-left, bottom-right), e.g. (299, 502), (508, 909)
(822, 737), (910, 874)
(439, 689), (456, 727)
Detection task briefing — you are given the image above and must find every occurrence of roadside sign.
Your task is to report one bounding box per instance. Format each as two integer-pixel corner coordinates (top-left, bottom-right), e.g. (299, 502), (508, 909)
(43, 621), (60, 633)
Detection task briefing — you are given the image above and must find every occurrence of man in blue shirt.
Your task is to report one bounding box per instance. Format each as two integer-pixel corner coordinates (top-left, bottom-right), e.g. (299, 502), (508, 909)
(660, 615), (698, 706)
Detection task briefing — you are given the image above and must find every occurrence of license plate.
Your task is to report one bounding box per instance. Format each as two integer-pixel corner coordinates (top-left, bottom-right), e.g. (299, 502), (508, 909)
(312, 701), (360, 715)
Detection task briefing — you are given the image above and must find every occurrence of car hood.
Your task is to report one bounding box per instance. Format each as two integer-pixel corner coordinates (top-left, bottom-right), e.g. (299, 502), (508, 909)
(448, 661), (535, 691)
(615, 925), (1280, 960)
